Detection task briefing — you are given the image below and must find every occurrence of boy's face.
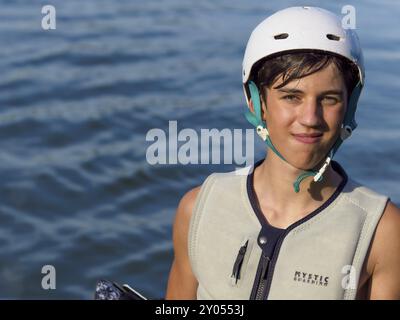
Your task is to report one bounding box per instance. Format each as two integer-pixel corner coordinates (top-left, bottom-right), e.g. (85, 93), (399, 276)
(261, 63), (348, 170)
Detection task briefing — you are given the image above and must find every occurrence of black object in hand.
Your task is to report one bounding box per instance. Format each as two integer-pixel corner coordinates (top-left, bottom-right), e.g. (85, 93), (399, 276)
(94, 279), (147, 300)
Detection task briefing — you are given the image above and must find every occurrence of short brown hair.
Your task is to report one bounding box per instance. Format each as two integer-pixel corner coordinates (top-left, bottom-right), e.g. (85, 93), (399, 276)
(251, 50), (360, 103)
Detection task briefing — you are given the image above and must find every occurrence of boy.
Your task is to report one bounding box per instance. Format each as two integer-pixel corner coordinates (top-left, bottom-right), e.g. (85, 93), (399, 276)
(166, 7), (400, 300)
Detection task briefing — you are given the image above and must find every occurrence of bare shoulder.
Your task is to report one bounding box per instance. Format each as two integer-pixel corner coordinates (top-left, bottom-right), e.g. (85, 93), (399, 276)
(369, 201), (400, 264)
(179, 185), (202, 215)
(382, 200), (400, 225)
(173, 185), (202, 234)
(171, 184), (203, 267)
(374, 200), (400, 250)
(165, 185), (202, 299)
(367, 200), (400, 299)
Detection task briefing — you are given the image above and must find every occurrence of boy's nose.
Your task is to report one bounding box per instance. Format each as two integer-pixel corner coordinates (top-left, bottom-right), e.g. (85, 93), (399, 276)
(297, 99), (322, 127)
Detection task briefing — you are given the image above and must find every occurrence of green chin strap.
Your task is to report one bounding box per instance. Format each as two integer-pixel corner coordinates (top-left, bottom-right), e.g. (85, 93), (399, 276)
(244, 80), (362, 193)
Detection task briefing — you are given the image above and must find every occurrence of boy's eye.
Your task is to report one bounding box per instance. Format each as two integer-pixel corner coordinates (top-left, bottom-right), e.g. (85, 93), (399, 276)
(321, 96), (340, 104)
(282, 95), (300, 102)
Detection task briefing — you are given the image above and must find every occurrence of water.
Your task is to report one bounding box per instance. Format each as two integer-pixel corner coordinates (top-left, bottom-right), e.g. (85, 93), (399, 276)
(0, 0), (399, 299)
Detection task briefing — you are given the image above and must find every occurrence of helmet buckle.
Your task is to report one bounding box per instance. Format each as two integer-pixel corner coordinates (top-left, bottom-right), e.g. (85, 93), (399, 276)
(256, 125), (269, 141)
(340, 125), (353, 140)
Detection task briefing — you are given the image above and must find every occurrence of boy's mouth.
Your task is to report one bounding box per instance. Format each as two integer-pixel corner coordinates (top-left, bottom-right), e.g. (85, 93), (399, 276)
(292, 132), (323, 144)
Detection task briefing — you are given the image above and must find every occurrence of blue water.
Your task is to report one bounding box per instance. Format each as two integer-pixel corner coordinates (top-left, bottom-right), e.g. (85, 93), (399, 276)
(0, 0), (399, 299)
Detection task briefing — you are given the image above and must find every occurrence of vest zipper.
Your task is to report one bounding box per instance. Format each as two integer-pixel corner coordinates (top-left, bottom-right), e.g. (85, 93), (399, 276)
(254, 254), (270, 300)
(261, 232), (288, 299)
(250, 232), (287, 300)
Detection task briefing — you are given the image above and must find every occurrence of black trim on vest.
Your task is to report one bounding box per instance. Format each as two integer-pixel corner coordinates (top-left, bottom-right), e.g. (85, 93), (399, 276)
(247, 158), (349, 300)
(247, 158), (284, 231)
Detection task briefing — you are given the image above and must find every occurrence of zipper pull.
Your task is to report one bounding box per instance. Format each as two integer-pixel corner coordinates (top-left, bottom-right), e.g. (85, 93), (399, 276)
(260, 254), (270, 279)
(231, 240), (249, 284)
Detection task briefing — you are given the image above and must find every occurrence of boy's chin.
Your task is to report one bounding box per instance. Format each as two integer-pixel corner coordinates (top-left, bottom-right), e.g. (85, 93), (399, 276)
(289, 156), (327, 172)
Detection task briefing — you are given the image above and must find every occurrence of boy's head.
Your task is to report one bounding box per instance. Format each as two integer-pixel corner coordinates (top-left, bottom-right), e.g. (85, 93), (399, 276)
(242, 6), (365, 191)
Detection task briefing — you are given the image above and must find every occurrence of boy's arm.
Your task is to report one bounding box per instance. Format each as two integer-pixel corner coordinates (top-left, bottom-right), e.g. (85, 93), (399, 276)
(369, 201), (400, 299)
(165, 186), (201, 299)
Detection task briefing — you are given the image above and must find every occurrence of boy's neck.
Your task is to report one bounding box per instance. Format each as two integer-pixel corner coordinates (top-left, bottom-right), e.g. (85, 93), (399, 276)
(253, 153), (343, 228)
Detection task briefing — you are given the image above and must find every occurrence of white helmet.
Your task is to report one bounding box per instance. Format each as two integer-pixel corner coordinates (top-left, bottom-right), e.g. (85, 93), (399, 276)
(243, 6), (364, 101)
(242, 6), (365, 192)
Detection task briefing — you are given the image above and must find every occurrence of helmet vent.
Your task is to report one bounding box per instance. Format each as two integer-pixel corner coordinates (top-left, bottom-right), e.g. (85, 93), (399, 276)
(274, 33), (289, 40)
(326, 34), (341, 41)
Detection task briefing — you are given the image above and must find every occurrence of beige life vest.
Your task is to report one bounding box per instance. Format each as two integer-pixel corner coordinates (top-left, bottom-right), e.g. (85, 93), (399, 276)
(188, 159), (389, 300)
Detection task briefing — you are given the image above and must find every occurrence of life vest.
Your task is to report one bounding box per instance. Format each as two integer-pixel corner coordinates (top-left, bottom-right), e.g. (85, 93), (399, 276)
(188, 159), (389, 299)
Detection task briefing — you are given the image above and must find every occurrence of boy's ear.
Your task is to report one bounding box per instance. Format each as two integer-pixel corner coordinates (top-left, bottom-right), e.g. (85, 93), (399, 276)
(249, 99), (255, 113)
(249, 97), (267, 121)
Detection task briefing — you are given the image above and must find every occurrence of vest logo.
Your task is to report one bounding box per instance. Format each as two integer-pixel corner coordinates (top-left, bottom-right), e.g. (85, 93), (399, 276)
(293, 271), (329, 287)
